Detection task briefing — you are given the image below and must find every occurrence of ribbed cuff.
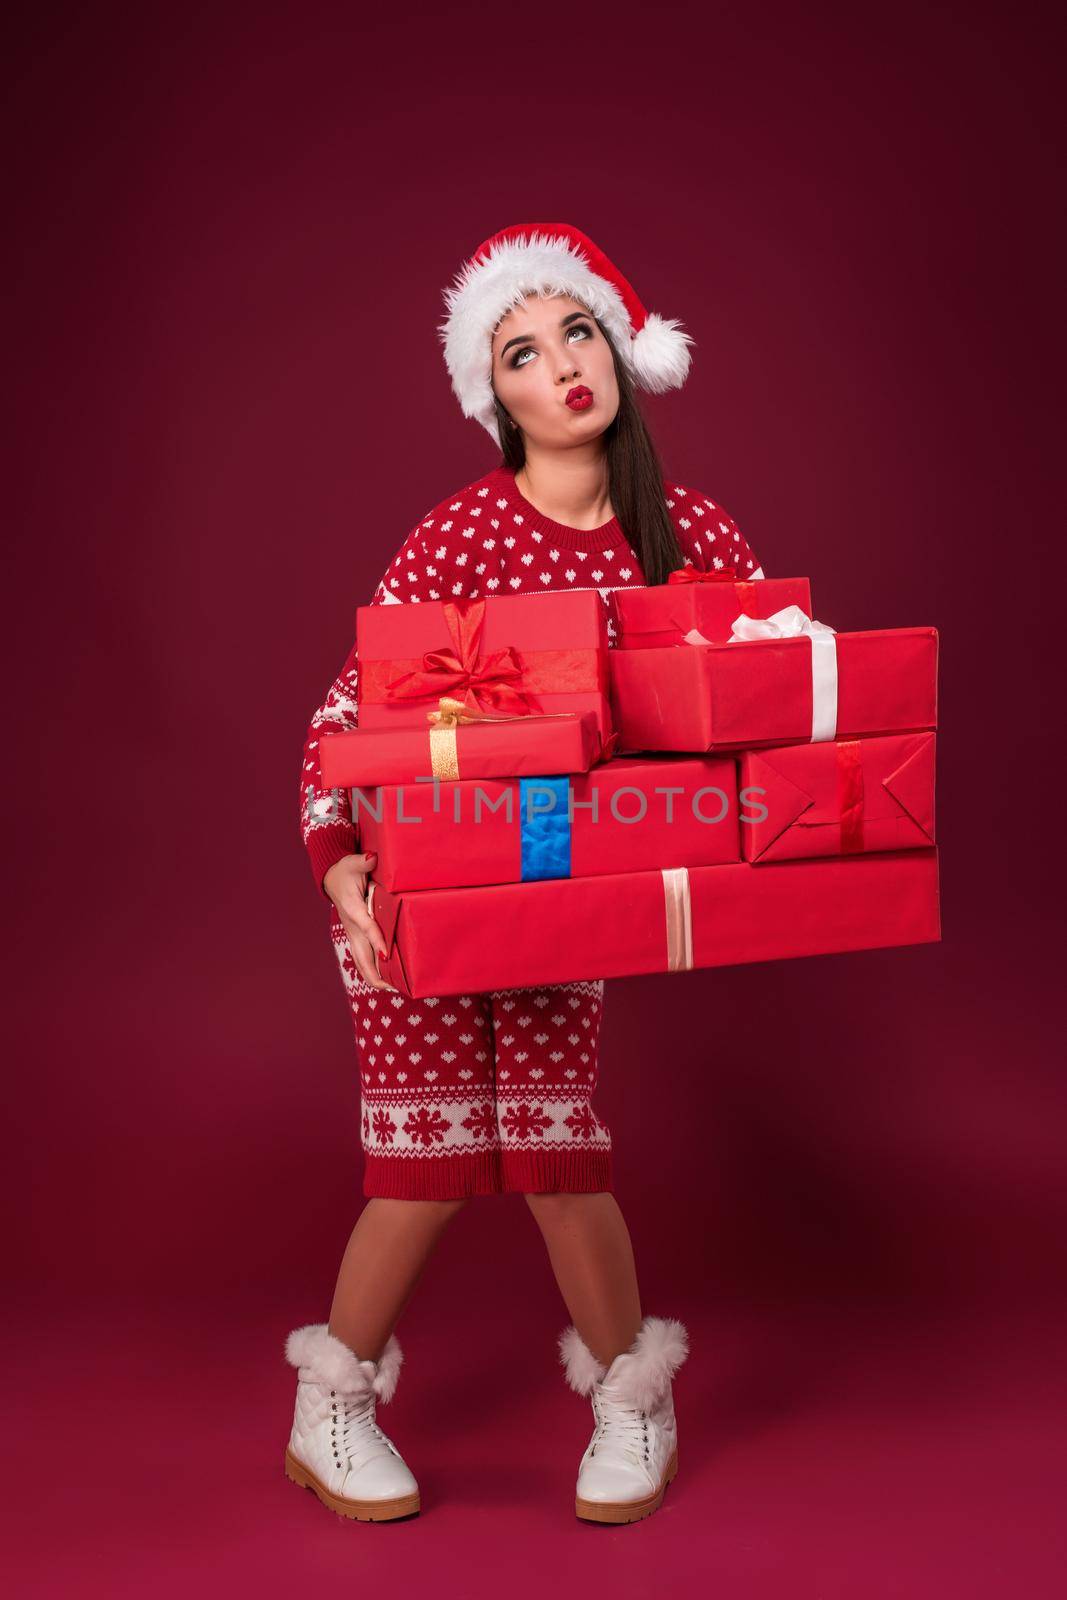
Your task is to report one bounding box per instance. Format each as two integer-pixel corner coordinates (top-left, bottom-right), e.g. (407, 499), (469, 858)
(501, 1147), (614, 1194)
(362, 1149), (504, 1200)
(306, 821), (358, 898)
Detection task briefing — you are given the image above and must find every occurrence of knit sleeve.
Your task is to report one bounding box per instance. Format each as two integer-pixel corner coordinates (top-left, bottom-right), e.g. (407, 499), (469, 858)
(299, 513), (469, 898)
(720, 505), (764, 579)
(678, 489), (765, 580)
(299, 633), (363, 898)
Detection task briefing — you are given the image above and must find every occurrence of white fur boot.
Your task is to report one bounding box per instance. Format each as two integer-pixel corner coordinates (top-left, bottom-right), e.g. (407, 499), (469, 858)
(559, 1314), (689, 1523)
(284, 1323), (420, 1521)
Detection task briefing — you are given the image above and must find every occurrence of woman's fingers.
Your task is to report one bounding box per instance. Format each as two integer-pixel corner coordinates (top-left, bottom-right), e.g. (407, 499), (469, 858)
(346, 894), (389, 960)
(324, 852), (378, 922)
(340, 910), (395, 991)
(327, 850), (395, 988)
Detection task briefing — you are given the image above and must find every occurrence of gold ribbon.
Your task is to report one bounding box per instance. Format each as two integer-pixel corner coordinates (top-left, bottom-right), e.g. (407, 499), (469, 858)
(661, 867), (694, 972)
(426, 695), (491, 781)
(424, 696), (588, 782)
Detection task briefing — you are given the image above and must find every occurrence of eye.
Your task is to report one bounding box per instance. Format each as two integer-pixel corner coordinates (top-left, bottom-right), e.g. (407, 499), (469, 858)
(508, 321), (594, 369)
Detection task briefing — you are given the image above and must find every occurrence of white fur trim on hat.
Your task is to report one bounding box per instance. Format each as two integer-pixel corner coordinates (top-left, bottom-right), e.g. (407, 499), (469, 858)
(438, 226), (694, 446)
(285, 1322), (404, 1404)
(558, 1314), (690, 1409)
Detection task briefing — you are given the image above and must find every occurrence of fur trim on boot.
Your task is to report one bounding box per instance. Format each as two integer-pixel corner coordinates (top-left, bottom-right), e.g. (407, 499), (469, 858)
(558, 1315), (689, 1412)
(285, 1323), (404, 1405)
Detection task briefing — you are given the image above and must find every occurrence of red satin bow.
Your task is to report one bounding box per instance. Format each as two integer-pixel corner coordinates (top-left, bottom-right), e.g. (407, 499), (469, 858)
(666, 566), (750, 586)
(385, 599), (542, 715)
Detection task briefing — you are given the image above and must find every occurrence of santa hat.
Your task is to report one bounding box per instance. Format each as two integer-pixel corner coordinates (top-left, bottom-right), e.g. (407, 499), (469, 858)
(438, 222), (694, 447)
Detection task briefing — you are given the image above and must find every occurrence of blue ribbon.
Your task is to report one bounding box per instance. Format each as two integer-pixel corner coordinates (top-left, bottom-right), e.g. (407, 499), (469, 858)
(519, 776), (571, 880)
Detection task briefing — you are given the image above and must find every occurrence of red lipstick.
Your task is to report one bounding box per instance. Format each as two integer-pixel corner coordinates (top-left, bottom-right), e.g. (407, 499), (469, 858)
(565, 386), (594, 411)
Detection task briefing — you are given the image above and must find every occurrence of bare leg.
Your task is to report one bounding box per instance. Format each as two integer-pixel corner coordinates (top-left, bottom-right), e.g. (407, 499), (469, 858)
(524, 1192), (642, 1366)
(328, 1196), (468, 1361)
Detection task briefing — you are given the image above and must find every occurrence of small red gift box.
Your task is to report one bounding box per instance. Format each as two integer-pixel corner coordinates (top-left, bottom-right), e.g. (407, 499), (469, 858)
(612, 571), (812, 648)
(610, 625), (938, 753)
(740, 733), (936, 863)
(320, 708), (607, 789)
(355, 590), (613, 744)
(358, 754), (741, 892)
(366, 849), (941, 998)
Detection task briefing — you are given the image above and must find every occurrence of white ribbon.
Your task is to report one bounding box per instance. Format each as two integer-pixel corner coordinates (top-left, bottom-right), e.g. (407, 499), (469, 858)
(726, 604), (839, 743)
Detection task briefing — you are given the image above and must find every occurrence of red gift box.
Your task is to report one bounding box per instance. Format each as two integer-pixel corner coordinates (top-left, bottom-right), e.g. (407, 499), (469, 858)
(612, 573), (813, 648)
(357, 754), (741, 892)
(354, 590), (613, 743)
(366, 849), (941, 998)
(320, 708), (607, 789)
(610, 626), (938, 752)
(740, 733), (936, 863)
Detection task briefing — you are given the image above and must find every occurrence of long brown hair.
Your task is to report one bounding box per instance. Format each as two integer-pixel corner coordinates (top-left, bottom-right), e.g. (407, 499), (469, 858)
(491, 313), (686, 586)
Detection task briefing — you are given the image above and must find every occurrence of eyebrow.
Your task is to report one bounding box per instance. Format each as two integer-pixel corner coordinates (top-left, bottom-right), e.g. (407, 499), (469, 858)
(499, 311), (591, 358)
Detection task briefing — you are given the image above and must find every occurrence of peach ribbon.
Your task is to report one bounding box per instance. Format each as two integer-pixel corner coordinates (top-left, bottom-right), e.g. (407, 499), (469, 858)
(661, 867), (694, 972)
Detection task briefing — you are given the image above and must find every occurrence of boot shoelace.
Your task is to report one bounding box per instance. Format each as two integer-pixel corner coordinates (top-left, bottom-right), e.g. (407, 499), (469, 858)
(588, 1389), (653, 1468)
(329, 1389), (401, 1473)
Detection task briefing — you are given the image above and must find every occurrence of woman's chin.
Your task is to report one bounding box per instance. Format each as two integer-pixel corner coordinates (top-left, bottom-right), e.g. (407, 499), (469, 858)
(554, 413), (613, 446)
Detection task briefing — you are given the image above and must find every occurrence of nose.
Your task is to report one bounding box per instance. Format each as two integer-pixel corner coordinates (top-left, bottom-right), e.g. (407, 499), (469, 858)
(556, 347), (582, 384)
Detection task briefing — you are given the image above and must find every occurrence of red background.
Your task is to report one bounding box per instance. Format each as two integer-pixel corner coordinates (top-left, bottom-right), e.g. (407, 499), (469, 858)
(8, 3), (1064, 1594)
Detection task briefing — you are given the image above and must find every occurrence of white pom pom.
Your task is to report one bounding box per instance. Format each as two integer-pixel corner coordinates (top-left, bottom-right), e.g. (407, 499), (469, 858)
(630, 311), (695, 393)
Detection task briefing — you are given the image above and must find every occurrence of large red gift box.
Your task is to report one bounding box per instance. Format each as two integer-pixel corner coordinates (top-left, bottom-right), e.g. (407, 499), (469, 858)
(612, 572), (812, 648)
(740, 733), (936, 863)
(354, 590), (613, 743)
(357, 754), (741, 892)
(610, 626), (938, 752)
(366, 849), (941, 998)
(320, 709), (606, 789)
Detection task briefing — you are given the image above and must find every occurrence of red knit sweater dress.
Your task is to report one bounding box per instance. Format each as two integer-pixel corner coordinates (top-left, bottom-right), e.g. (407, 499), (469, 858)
(300, 463), (764, 1200)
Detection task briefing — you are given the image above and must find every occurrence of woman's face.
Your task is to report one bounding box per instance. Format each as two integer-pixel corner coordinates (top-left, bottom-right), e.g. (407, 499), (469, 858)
(490, 293), (620, 448)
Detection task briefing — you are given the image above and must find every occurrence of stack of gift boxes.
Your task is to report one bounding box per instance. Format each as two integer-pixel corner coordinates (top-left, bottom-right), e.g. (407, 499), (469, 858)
(319, 575), (939, 998)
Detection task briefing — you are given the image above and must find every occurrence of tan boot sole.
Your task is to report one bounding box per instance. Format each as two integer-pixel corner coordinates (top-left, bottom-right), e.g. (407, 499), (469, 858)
(575, 1445), (679, 1524)
(285, 1448), (420, 1522)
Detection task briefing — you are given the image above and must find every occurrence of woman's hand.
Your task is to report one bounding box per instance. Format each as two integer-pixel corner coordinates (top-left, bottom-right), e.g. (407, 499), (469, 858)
(323, 851), (395, 990)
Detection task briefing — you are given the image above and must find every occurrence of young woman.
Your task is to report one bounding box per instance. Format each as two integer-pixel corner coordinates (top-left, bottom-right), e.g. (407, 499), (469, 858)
(285, 224), (765, 1526)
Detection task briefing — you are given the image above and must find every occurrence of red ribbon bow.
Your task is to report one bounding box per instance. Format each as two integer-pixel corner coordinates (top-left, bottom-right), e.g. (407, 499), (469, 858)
(666, 565), (750, 586)
(384, 599), (542, 715)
